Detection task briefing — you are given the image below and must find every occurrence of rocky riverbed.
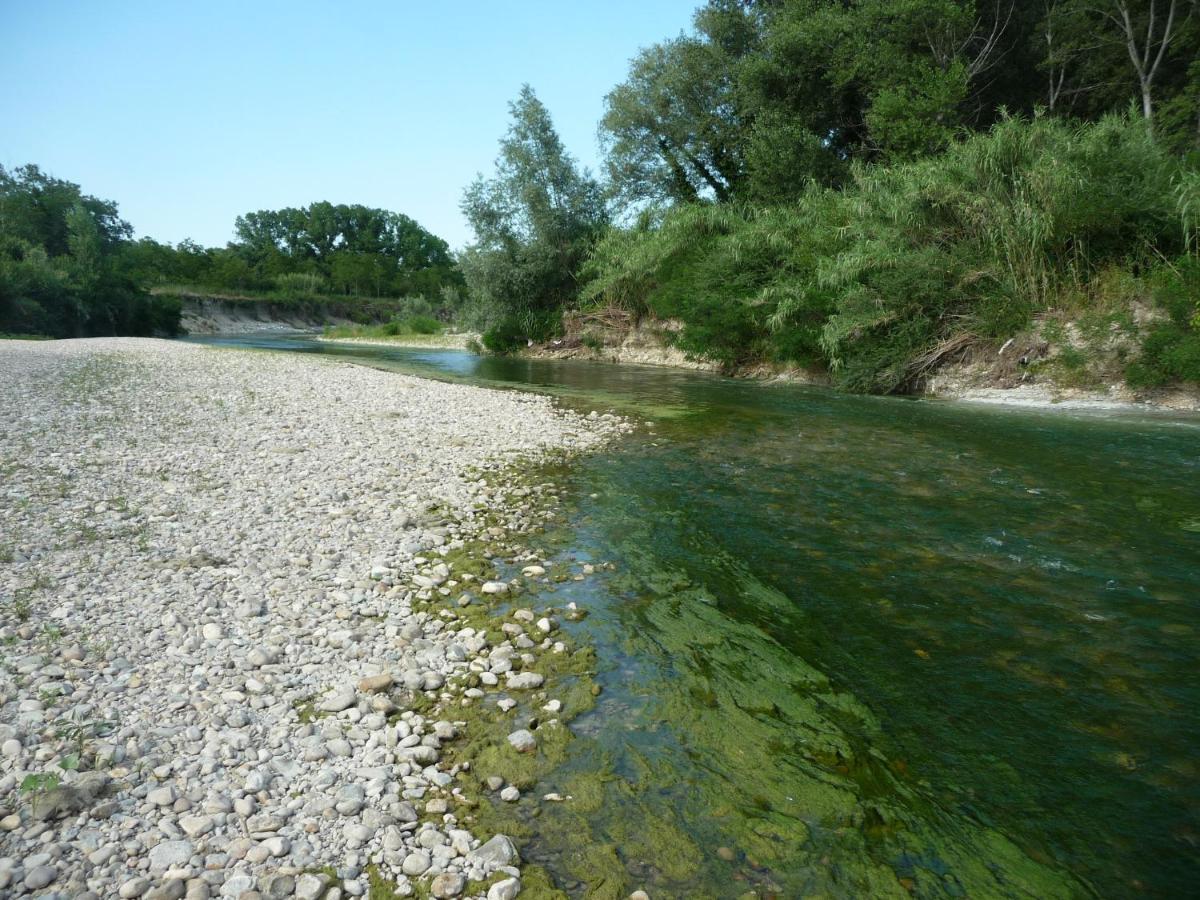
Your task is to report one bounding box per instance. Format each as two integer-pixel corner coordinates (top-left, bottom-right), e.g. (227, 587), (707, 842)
(0, 339), (630, 900)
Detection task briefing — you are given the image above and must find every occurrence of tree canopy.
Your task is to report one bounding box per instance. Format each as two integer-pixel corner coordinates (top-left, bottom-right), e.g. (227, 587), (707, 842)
(459, 85), (608, 345)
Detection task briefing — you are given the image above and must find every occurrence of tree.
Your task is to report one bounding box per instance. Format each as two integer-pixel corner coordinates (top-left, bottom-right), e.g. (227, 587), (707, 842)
(600, 35), (748, 207)
(1113, 0), (1181, 129)
(0, 164), (177, 337)
(227, 202), (459, 297)
(460, 85), (607, 343)
(1034, 0), (1197, 140)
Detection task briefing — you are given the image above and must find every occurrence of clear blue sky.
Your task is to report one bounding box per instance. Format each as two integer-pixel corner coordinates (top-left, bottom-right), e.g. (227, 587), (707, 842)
(0, 1), (697, 250)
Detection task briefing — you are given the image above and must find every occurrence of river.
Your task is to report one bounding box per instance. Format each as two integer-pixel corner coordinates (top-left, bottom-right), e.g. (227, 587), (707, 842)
(190, 335), (1200, 899)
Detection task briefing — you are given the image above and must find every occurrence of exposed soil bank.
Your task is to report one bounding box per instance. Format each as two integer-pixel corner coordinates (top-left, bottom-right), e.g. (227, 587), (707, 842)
(177, 296), (345, 335)
(525, 313), (1200, 414)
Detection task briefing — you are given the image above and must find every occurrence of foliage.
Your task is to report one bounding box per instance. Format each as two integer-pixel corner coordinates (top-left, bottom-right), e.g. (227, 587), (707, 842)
(322, 313), (445, 340)
(460, 85), (607, 348)
(1126, 257), (1200, 385)
(130, 202), (462, 300)
(0, 165), (180, 338)
(587, 114), (1194, 390)
(598, 1), (1199, 209)
(1, 161), (463, 336)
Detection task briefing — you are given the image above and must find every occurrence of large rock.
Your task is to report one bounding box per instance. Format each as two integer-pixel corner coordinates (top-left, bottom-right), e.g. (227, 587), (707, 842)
(467, 834), (519, 868)
(294, 873), (330, 900)
(430, 872), (466, 898)
(507, 729), (537, 753)
(488, 878), (522, 900)
(319, 686), (356, 712)
(149, 840), (194, 872)
(505, 672), (544, 690)
(357, 673), (393, 693)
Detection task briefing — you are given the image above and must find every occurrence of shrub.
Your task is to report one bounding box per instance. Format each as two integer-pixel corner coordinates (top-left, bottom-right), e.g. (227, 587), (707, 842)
(482, 319), (527, 353)
(405, 314), (441, 335)
(1127, 258), (1200, 386)
(586, 113), (1192, 391)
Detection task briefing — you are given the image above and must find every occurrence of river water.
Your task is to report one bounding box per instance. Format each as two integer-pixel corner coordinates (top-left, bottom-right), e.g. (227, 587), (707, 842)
(192, 335), (1200, 898)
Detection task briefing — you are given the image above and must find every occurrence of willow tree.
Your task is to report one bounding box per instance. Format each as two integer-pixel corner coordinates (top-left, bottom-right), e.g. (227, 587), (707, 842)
(460, 85), (607, 344)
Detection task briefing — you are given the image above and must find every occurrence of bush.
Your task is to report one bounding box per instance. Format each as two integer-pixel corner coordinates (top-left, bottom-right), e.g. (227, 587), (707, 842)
(482, 319), (527, 353)
(405, 314), (441, 335)
(1127, 326), (1200, 386)
(585, 113), (1193, 391)
(1127, 258), (1200, 386)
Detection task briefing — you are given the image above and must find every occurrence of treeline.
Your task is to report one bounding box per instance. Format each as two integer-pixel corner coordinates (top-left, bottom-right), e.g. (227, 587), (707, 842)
(0, 165), (181, 338)
(1, 168), (463, 338)
(462, 0), (1200, 390)
(126, 202), (462, 302)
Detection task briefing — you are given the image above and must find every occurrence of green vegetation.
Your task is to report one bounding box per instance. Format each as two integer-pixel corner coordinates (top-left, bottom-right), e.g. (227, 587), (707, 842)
(588, 113), (1199, 391)
(460, 0), (1200, 393)
(8, 1), (1199, 392)
(1, 168), (464, 338)
(459, 86), (607, 350)
(322, 304), (446, 340)
(1, 165), (183, 337)
(1127, 257), (1200, 385)
(125, 202), (463, 307)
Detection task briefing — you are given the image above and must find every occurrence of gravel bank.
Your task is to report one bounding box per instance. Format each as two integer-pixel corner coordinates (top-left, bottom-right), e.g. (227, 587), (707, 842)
(0, 338), (628, 899)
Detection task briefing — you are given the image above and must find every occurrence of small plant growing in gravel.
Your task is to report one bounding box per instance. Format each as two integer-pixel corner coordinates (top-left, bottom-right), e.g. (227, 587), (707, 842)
(55, 710), (116, 759)
(8, 590), (33, 622)
(19, 754), (78, 805)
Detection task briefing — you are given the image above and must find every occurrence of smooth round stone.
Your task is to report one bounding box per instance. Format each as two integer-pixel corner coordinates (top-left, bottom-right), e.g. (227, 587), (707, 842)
(25, 865), (57, 890)
(430, 872), (465, 898)
(487, 879), (521, 900)
(401, 851), (431, 876)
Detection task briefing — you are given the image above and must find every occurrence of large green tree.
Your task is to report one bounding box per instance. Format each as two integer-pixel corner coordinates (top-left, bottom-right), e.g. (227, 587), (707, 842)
(229, 202), (459, 296)
(460, 85), (607, 344)
(0, 165), (179, 337)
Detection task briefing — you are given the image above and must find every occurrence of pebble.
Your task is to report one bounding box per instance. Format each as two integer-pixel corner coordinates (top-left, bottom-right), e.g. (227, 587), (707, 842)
(25, 865), (57, 890)
(488, 878), (522, 900)
(0, 341), (627, 897)
(507, 729), (537, 752)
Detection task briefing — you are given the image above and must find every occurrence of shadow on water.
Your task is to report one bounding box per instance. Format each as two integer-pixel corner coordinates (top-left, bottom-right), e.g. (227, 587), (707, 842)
(190, 335), (1200, 898)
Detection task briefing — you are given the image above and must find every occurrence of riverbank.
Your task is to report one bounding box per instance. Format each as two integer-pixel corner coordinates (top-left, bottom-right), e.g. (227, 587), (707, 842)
(316, 333), (477, 351)
(0, 338), (629, 899)
(520, 318), (1200, 414)
(178, 296), (349, 335)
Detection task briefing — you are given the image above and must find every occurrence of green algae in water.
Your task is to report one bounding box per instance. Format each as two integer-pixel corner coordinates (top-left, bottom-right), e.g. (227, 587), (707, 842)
(199, 335), (1200, 898)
